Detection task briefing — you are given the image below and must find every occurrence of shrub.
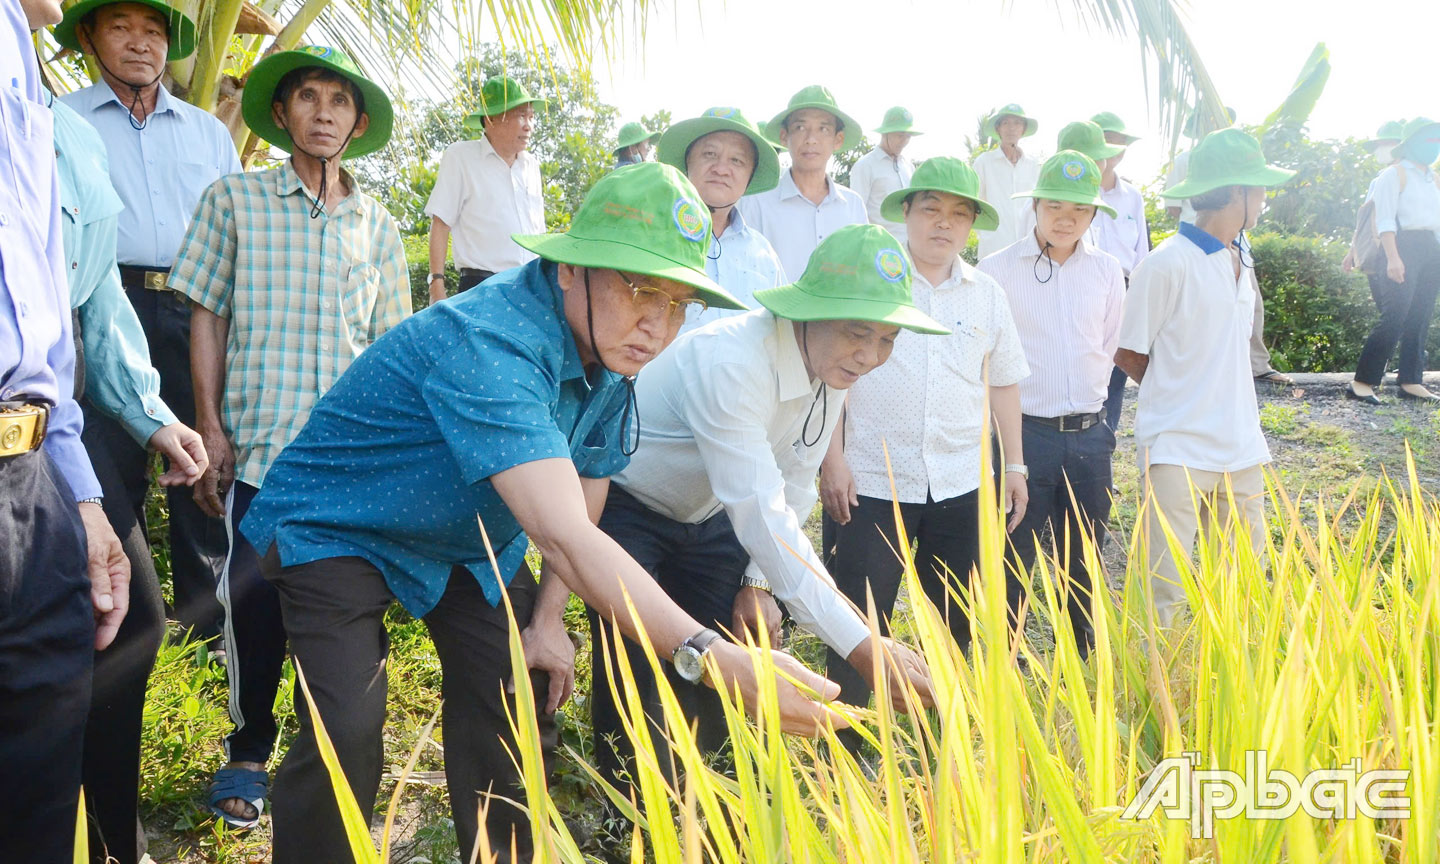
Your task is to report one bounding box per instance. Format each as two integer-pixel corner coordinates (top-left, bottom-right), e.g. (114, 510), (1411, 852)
(1250, 231), (1378, 373)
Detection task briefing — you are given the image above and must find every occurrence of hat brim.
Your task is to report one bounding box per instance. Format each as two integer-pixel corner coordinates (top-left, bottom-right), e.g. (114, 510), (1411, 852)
(983, 114), (1039, 140)
(242, 53), (393, 159)
(54, 0), (196, 59)
(764, 103), (864, 152)
(656, 116), (781, 195)
(1159, 165), (1297, 199)
(1398, 123), (1440, 156)
(880, 185), (1000, 231)
(752, 285), (950, 335)
(1363, 138), (1400, 152)
(874, 124), (922, 135)
(1090, 141), (1127, 159)
(1012, 189), (1119, 220)
(1100, 128), (1140, 145)
(512, 232), (748, 311)
(461, 97), (550, 130)
(615, 130), (662, 150)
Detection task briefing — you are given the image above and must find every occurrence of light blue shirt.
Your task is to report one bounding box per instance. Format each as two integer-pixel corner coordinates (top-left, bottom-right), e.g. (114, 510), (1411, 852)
(60, 81), (241, 267)
(680, 206), (784, 334)
(52, 95), (177, 444)
(1370, 160), (1440, 238)
(0, 5), (98, 499)
(736, 168), (867, 281)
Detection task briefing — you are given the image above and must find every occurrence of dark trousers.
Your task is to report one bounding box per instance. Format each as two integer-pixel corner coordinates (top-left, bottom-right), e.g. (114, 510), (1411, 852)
(103, 284), (227, 640)
(1006, 420), (1116, 655)
(458, 269), (497, 292)
(590, 485), (750, 794)
(79, 405), (166, 864)
(0, 447), (94, 864)
(1355, 230), (1440, 386)
(1103, 366), (1129, 431)
(221, 482), (287, 765)
(266, 552), (553, 863)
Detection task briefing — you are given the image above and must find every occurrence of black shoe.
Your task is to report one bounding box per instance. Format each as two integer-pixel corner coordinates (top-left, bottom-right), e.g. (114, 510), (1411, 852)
(1345, 384), (1382, 405)
(1397, 387), (1440, 402)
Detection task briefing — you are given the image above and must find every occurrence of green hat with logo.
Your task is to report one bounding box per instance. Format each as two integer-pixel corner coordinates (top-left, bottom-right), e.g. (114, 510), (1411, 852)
(982, 103), (1038, 140)
(1160, 129), (1296, 199)
(462, 76), (548, 130)
(656, 106), (781, 195)
(614, 121), (661, 153)
(752, 225), (949, 335)
(1395, 117), (1440, 162)
(1364, 119), (1406, 152)
(241, 46), (393, 159)
(765, 85), (863, 151)
(512, 162), (746, 311)
(1182, 105), (1237, 138)
(1057, 120), (1125, 162)
(875, 106), (922, 135)
(880, 157), (999, 231)
(55, 0), (197, 60)
(1014, 151), (1117, 218)
(1090, 111), (1140, 144)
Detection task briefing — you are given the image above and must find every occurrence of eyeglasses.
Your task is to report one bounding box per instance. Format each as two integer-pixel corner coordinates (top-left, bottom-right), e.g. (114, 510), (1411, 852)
(615, 272), (708, 326)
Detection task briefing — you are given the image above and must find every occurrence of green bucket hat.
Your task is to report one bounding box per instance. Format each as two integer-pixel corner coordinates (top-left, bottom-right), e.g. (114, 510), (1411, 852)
(1364, 119), (1406, 152)
(764, 85), (863, 151)
(242, 46), (393, 160)
(1182, 105), (1237, 138)
(614, 121), (661, 153)
(1160, 129), (1296, 199)
(1090, 111), (1140, 144)
(880, 157), (999, 231)
(462, 76), (548, 131)
(875, 106), (922, 135)
(1014, 151), (1118, 219)
(512, 162), (745, 311)
(656, 106), (781, 195)
(54, 0), (197, 60)
(752, 225), (949, 335)
(1395, 117), (1440, 162)
(982, 103), (1038, 141)
(1057, 120), (1125, 162)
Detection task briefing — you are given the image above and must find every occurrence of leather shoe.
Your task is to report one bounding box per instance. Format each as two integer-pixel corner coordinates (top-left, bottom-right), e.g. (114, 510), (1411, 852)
(1345, 384), (1382, 405)
(1397, 387), (1440, 402)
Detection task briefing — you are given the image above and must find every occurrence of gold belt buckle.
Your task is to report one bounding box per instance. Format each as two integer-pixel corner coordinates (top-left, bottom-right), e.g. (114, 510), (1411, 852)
(144, 271), (169, 292)
(0, 404), (47, 457)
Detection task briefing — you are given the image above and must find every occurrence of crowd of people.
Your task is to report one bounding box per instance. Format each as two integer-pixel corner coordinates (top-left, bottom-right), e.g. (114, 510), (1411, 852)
(4, 0), (1440, 860)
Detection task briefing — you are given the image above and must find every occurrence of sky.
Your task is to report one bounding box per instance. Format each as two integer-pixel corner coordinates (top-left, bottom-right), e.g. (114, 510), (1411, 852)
(584, 0), (1429, 188)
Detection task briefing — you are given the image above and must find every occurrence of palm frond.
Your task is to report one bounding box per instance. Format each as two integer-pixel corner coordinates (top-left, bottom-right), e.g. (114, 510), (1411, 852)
(1262, 42), (1331, 132)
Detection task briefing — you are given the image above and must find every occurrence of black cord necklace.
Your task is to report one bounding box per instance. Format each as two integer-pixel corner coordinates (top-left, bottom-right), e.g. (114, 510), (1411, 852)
(582, 269), (640, 456)
(798, 322), (828, 448)
(1033, 239), (1057, 284)
(92, 50), (164, 131)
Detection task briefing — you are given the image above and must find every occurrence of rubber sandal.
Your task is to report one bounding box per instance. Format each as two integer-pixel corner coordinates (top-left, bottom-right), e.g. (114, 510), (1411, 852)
(207, 766), (268, 830)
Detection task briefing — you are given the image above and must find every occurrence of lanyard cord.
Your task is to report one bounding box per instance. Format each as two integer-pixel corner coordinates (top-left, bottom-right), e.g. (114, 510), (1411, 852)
(1033, 240), (1056, 284)
(582, 269), (640, 456)
(798, 322), (828, 448)
(1237, 196), (1255, 270)
(273, 109), (360, 219)
(91, 50), (164, 131)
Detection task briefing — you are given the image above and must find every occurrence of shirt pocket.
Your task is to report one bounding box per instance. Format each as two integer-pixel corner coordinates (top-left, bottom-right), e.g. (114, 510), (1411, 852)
(176, 159), (223, 206)
(945, 321), (991, 385)
(340, 263), (381, 336)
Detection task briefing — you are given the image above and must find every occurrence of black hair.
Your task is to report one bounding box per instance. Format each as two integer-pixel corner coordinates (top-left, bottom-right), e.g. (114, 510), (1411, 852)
(903, 189), (978, 216)
(1189, 184), (1239, 213)
(272, 67), (365, 117)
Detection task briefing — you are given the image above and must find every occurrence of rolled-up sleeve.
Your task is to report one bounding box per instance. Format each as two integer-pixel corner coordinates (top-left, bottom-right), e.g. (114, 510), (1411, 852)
(79, 256), (176, 444)
(1370, 167), (1402, 235)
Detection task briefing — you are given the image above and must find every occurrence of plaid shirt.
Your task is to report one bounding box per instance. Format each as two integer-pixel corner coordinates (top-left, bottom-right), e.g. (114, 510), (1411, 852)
(171, 159), (411, 487)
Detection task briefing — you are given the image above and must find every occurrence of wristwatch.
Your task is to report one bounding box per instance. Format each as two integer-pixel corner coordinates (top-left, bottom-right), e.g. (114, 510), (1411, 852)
(672, 627), (723, 683)
(1004, 463), (1029, 479)
(427, 272), (445, 283)
(78, 497), (104, 506)
(740, 573), (771, 592)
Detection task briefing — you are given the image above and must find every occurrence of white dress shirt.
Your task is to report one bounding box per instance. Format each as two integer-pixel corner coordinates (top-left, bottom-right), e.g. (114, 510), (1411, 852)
(1118, 224), (1271, 473)
(425, 136), (544, 271)
(1164, 150), (1196, 224)
(1095, 177), (1149, 274)
(972, 146), (1041, 259)
(978, 233), (1125, 418)
(848, 147), (914, 245)
(612, 310), (870, 656)
(844, 258), (1029, 504)
(1371, 160), (1440, 237)
(679, 206), (784, 334)
(737, 169), (868, 281)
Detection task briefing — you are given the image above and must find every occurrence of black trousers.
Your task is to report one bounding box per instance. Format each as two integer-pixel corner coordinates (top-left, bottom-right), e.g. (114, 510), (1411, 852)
(1354, 230), (1440, 386)
(222, 482), (288, 765)
(101, 284), (226, 640)
(79, 404), (166, 864)
(1006, 420), (1116, 655)
(589, 485), (751, 795)
(0, 447), (94, 864)
(266, 552), (554, 863)
(458, 268), (497, 292)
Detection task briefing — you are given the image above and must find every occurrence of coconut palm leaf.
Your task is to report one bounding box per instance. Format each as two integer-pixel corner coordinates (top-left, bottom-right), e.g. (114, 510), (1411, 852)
(1262, 42), (1331, 131)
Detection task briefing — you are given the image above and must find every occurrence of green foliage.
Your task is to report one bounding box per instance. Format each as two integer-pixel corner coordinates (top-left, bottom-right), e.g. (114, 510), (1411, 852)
(1250, 231), (1384, 373)
(1257, 125), (1382, 241)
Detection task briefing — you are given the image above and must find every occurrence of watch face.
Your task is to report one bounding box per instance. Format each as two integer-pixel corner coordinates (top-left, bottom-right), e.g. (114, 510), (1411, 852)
(674, 646), (703, 682)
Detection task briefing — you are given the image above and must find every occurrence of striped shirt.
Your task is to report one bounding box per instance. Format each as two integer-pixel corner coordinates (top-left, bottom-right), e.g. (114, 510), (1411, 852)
(170, 160), (411, 487)
(977, 233), (1124, 418)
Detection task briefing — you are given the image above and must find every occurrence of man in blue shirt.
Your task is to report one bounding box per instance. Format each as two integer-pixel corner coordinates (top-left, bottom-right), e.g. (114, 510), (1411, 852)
(241, 163), (849, 861)
(1, 0), (130, 857)
(57, 0), (242, 644)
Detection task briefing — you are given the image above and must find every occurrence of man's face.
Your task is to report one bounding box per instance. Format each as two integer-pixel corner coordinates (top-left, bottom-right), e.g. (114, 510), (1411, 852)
(685, 130), (756, 209)
(273, 73), (369, 160)
(904, 191), (977, 268)
(780, 108), (845, 172)
(79, 3), (169, 86)
(880, 131), (912, 157)
(1034, 199), (1097, 249)
(797, 319), (899, 390)
(995, 115), (1026, 146)
(1101, 134), (1128, 170)
(20, 0), (63, 28)
(485, 103), (536, 152)
(1241, 186), (1267, 230)
(559, 266), (700, 377)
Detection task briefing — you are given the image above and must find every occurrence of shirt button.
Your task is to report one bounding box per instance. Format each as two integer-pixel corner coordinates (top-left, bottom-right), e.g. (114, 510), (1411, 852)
(72, 261), (78, 269)
(0, 212), (9, 225)
(158, 219), (166, 226)
(323, 300), (332, 309)
(146, 408), (156, 416)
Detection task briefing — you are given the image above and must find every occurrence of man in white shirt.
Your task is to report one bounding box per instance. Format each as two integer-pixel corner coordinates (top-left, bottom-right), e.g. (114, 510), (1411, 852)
(818, 159), (1028, 714)
(425, 76), (546, 302)
(655, 106), (786, 334)
(978, 151), (1125, 657)
(589, 225), (945, 790)
(849, 106), (919, 244)
(973, 103), (1042, 259)
(737, 85), (867, 280)
(1115, 129), (1295, 627)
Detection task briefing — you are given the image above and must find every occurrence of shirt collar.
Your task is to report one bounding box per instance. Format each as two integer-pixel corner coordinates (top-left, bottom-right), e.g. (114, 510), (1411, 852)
(772, 312), (814, 402)
(1019, 228), (1096, 261)
(777, 168), (839, 205)
(1178, 221), (1228, 255)
(94, 79), (178, 118)
(908, 254), (974, 290)
(272, 158), (361, 214)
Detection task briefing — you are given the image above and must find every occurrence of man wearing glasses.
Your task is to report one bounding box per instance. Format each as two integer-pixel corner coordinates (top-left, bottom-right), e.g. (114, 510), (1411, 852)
(849, 106), (920, 245)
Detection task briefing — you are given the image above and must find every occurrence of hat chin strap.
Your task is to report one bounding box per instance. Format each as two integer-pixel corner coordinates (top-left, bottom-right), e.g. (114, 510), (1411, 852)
(798, 322), (828, 448)
(582, 269), (640, 456)
(92, 48), (165, 131)
(277, 115), (359, 219)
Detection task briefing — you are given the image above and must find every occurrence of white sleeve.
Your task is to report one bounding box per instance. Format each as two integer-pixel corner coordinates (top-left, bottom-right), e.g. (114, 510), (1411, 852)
(849, 158), (873, 211)
(1118, 255), (1177, 355)
(424, 145), (466, 225)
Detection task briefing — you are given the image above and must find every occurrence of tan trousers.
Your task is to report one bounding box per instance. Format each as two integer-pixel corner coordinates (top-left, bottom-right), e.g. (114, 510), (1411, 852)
(1140, 461), (1267, 626)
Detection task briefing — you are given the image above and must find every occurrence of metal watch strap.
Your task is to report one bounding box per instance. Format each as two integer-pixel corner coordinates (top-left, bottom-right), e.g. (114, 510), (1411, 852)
(1004, 463), (1029, 479)
(740, 574), (771, 592)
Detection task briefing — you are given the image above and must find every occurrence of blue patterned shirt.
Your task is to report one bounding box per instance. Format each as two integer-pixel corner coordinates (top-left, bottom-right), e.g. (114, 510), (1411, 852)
(240, 260), (633, 614)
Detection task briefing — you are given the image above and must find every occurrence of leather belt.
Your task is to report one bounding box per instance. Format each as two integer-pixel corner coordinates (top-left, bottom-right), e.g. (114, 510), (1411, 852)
(118, 265), (171, 292)
(1023, 411), (1104, 433)
(0, 403), (49, 458)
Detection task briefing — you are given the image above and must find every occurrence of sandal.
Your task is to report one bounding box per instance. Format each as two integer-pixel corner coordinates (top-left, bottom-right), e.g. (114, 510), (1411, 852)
(207, 766), (268, 830)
